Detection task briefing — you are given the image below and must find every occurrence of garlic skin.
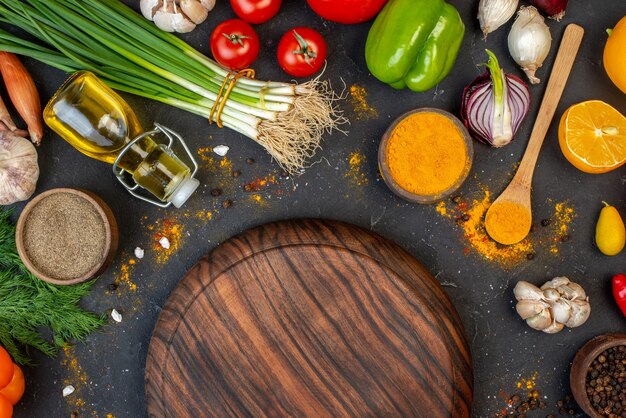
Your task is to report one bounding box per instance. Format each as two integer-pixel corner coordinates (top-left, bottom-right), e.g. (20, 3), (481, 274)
(140, 0), (215, 33)
(478, 0), (519, 39)
(0, 130), (39, 205)
(508, 6), (552, 84)
(513, 277), (590, 334)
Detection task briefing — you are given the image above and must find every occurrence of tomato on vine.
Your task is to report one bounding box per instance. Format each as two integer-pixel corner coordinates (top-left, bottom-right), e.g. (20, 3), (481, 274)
(277, 28), (327, 78)
(230, 0), (282, 24)
(210, 19), (260, 70)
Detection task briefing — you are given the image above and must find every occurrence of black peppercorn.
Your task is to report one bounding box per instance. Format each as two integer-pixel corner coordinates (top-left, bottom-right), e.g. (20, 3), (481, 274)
(232, 170), (241, 178)
(222, 199), (233, 209)
(541, 218), (552, 227)
(451, 195), (462, 204)
(246, 158), (255, 165)
(210, 188), (222, 197)
(526, 253), (535, 260)
(107, 283), (118, 291)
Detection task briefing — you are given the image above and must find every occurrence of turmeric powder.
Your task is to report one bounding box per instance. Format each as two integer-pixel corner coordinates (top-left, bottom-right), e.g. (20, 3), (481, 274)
(485, 201), (532, 245)
(386, 111), (468, 196)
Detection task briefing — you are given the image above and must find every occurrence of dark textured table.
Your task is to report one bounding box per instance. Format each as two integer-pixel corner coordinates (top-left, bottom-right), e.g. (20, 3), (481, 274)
(3, 0), (626, 417)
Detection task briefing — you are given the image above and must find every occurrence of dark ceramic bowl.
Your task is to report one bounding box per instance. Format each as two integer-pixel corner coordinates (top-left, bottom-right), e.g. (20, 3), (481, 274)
(378, 108), (473, 204)
(570, 333), (626, 417)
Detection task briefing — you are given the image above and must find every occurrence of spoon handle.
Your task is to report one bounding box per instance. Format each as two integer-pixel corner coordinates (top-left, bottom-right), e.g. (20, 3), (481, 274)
(516, 24), (585, 187)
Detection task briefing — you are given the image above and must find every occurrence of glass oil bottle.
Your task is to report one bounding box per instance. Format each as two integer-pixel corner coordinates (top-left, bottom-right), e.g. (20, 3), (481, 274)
(43, 71), (199, 208)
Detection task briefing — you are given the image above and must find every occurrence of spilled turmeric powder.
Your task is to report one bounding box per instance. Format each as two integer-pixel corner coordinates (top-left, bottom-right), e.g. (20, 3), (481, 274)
(349, 84), (378, 120)
(346, 151), (368, 188)
(112, 254), (138, 292)
(436, 190), (576, 268)
(62, 345), (88, 413)
(386, 112), (468, 196)
(150, 217), (184, 265)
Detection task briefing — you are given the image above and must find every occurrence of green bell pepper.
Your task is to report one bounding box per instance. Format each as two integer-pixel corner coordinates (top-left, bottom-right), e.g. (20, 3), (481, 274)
(365, 0), (465, 92)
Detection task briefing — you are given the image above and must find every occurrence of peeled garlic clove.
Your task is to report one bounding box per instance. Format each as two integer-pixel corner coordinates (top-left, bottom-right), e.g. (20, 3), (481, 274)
(550, 299), (572, 324)
(199, 0), (216, 11)
(526, 308), (552, 331)
(564, 300), (591, 328)
(140, 0), (162, 21)
(478, 0), (519, 38)
(516, 300), (546, 320)
(180, 0), (208, 24)
(542, 320), (564, 334)
(508, 6), (552, 84)
(0, 130), (39, 205)
(514, 281), (543, 301)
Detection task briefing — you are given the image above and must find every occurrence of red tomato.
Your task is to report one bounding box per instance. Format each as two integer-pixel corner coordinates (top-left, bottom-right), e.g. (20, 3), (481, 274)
(0, 365), (24, 405)
(0, 348), (13, 390)
(0, 395), (11, 418)
(305, 0), (388, 24)
(210, 19), (260, 70)
(230, 0), (282, 24)
(277, 27), (327, 78)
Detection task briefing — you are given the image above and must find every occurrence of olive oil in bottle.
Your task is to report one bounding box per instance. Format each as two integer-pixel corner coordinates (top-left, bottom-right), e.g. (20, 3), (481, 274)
(44, 71), (198, 207)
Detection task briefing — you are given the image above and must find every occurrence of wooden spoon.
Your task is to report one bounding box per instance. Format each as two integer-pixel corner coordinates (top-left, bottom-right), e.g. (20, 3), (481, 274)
(485, 24), (585, 245)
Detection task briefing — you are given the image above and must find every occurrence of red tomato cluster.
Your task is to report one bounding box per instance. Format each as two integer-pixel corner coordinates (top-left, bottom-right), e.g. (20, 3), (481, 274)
(0, 347), (25, 418)
(212, 0), (390, 77)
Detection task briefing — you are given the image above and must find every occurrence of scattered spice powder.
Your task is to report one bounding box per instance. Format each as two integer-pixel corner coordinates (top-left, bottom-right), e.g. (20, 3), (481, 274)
(61, 345), (88, 413)
(195, 210), (213, 221)
(112, 255), (138, 292)
(243, 175), (277, 192)
(436, 190), (576, 269)
(386, 112), (468, 196)
(349, 84), (378, 120)
(150, 218), (184, 264)
(439, 190), (534, 267)
(346, 151), (368, 188)
(22, 192), (107, 281)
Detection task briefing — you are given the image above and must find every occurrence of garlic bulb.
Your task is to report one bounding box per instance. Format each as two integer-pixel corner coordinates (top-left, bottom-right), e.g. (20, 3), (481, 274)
(513, 277), (590, 334)
(478, 0), (519, 39)
(0, 130), (39, 205)
(508, 6), (552, 84)
(141, 0), (216, 33)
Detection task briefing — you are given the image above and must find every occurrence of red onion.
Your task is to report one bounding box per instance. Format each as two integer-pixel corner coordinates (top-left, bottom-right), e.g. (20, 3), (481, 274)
(529, 0), (568, 21)
(461, 50), (530, 148)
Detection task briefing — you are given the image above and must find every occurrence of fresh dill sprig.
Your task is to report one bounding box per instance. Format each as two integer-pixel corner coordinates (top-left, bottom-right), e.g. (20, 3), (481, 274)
(0, 208), (105, 365)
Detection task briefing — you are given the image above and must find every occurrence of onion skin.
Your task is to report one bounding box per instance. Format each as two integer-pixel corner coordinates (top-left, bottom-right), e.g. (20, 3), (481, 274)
(529, 0), (568, 21)
(461, 51), (531, 148)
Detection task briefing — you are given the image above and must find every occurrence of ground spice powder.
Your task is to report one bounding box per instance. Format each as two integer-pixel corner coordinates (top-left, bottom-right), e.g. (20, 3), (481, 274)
(485, 201), (532, 245)
(386, 112), (467, 196)
(23, 193), (106, 280)
(346, 151), (368, 188)
(349, 84), (378, 120)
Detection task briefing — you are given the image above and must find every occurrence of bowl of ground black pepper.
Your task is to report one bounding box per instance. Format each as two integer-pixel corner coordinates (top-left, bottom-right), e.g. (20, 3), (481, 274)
(571, 333), (626, 417)
(16, 188), (118, 285)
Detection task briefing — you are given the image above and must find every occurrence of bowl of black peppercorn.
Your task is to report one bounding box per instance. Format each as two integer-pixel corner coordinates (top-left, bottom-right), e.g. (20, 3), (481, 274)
(571, 333), (626, 417)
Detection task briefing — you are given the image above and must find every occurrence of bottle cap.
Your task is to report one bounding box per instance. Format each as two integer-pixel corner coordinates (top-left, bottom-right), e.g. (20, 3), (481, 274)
(170, 177), (200, 208)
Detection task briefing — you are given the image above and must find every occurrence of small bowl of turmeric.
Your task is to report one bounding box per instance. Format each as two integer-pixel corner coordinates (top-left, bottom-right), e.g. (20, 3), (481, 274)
(379, 108), (473, 204)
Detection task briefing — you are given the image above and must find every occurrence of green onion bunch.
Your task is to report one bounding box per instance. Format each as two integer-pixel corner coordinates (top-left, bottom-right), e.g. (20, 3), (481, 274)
(0, 0), (345, 173)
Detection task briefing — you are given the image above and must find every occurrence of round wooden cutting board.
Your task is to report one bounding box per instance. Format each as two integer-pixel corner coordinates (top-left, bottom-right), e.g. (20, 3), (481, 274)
(145, 220), (473, 417)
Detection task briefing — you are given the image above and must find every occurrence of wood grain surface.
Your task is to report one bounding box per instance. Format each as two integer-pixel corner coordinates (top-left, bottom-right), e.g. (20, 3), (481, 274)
(145, 220), (473, 418)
